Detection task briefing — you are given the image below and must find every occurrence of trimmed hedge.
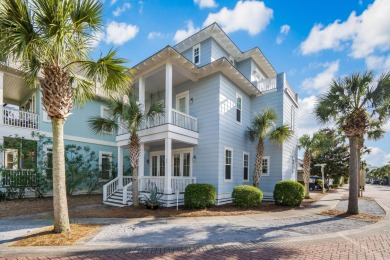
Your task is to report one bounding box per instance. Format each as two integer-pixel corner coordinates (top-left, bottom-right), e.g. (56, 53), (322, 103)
(184, 184), (216, 209)
(273, 180), (305, 206)
(232, 185), (263, 208)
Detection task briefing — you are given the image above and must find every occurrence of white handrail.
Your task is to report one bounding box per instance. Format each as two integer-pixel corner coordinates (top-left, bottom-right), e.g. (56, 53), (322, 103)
(2, 107), (39, 129)
(257, 76), (277, 92)
(122, 180), (133, 205)
(172, 109), (198, 132)
(103, 177), (119, 201)
(171, 177), (196, 193)
(0, 169), (37, 187)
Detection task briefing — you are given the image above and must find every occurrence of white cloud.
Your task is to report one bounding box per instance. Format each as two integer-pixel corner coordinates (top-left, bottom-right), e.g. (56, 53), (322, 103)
(365, 55), (390, 71)
(113, 3), (131, 17)
(138, 1), (144, 14)
(301, 60), (339, 94)
(363, 147), (390, 167)
(203, 1), (273, 35)
(148, 31), (164, 40)
(276, 24), (290, 44)
(110, 0), (117, 5)
(300, 0), (390, 58)
(94, 21), (139, 45)
(173, 21), (200, 43)
(194, 0), (217, 9)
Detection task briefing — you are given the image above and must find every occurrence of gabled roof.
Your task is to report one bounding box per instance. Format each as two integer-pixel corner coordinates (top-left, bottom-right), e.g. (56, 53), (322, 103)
(173, 23), (277, 78)
(131, 46), (260, 96)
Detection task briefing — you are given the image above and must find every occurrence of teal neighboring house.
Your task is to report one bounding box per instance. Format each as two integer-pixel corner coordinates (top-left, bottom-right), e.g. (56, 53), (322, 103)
(0, 23), (299, 207)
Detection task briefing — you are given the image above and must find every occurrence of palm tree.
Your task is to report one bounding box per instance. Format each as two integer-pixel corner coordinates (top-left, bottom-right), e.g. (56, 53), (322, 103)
(0, 0), (130, 232)
(248, 108), (293, 187)
(315, 71), (390, 214)
(298, 132), (328, 197)
(88, 92), (164, 207)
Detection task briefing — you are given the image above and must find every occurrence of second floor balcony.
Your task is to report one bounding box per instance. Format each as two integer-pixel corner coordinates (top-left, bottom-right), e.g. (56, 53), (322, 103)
(2, 107), (39, 130)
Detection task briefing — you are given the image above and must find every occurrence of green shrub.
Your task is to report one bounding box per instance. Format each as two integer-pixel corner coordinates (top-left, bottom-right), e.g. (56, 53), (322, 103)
(184, 184), (216, 209)
(232, 185), (263, 208)
(273, 180), (305, 206)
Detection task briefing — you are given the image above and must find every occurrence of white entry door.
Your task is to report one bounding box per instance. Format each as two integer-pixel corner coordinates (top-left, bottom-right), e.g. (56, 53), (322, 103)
(176, 91), (189, 114)
(150, 153), (165, 176)
(172, 151), (191, 177)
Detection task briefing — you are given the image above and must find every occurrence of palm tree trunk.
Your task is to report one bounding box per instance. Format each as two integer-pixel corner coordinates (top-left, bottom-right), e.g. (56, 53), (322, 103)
(348, 136), (359, 214)
(253, 139), (264, 187)
(52, 118), (70, 233)
(303, 150), (311, 198)
(131, 167), (139, 206)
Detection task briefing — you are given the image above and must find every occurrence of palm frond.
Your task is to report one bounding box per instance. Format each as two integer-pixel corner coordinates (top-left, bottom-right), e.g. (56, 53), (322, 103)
(269, 124), (293, 145)
(87, 116), (118, 135)
(298, 134), (312, 150)
(71, 76), (95, 106)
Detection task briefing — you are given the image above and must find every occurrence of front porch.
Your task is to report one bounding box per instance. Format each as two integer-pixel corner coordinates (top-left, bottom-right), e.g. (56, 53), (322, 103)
(102, 176), (196, 207)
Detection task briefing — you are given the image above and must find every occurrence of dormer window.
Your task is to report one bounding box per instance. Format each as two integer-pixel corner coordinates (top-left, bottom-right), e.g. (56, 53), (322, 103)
(193, 44), (200, 65)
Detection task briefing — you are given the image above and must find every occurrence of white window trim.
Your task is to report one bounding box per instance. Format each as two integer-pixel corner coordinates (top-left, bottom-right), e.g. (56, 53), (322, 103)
(243, 152), (249, 182)
(224, 147), (233, 182)
(236, 93), (242, 125)
(43, 145), (53, 178)
(192, 44), (200, 65)
(261, 156), (270, 176)
(100, 105), (113, 135)
(175, 91), (190, 114)
(99, 151), (113, 180)
(42, 109), (51, 123)
(150, 148), (193, 177)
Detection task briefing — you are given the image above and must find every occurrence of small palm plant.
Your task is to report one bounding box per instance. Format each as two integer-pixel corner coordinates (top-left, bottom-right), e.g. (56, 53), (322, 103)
(248, 108), (293, 187)
(88, 91), (164, 206)
(0, 0), (130, 233)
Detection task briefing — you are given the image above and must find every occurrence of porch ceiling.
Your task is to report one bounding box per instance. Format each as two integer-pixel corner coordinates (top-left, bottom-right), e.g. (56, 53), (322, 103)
(2, 72), (33, 104)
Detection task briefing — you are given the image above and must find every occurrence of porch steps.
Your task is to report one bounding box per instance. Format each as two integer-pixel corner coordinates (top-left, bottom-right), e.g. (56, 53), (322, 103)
(103, 189), (132, 207)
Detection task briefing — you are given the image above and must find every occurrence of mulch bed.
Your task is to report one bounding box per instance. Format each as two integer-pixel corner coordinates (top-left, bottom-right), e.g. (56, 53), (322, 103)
(0, 192), (327, 219)
(320, 209), (383, 222)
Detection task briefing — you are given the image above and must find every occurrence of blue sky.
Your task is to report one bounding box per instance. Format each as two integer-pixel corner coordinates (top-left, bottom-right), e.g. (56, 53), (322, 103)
(93, 0), (390, 167)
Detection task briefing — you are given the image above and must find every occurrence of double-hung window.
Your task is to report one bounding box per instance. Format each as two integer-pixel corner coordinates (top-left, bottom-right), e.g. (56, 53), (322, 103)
(261, 156), (270, 176)
(193, 44), (200, 65)
(243, 152), (249, 181)
(99, 152), (112, 180)
(225, 148), (232, 181)
(236, 94), (242, 123)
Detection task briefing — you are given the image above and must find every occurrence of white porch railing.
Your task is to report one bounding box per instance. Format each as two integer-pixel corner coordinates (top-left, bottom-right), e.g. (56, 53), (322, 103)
(122, 180), (133, 205)
(172, 109), (197, 132)
(171, 177), (197, 193)
(0, 169), (37, 187)
(139, 176), (165, 193)
(2, 107), (39, 129)
(257, 76), (277, 92)
(102, 177), (119, 201)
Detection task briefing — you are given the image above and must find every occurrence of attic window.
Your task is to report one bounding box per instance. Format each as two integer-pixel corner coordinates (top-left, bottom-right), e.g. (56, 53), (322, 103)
(193, 44), (200, 65)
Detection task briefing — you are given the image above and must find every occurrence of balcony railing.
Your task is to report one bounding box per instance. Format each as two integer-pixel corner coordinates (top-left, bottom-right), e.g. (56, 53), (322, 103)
(2, 107), (39, 129)
(139, 176), (196, 194)
(0, 169), (37, 187)
(257, 76), (277, 92)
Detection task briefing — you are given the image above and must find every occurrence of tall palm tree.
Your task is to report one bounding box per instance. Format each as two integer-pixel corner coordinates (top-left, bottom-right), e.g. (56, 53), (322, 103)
(0, 0), (130, 232)
(88, 92), (164, 207)
(248, 108), (293, 187)
(298, 132), (328, 197)
(315, 71), (390, 214)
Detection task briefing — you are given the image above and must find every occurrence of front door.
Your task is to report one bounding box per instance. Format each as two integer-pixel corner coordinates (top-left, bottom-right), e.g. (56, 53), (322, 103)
(175, 91), (189, 114)
(150, 153), (165, 176)
(172, 151), (191, 177)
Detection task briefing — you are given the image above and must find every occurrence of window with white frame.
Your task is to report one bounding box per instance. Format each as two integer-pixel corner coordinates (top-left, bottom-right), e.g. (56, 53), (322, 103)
(43, 146), (53, 180)
(193, 44), (200, 65)
(291, 106), (295, 131)
(225, 148), (232, 181)
(261, 156), (270, 176)
(243, 152), (249, 181)
(100, 105), (113, 134)
(99, 152), (112, 180)
(236, 94), (242, 123)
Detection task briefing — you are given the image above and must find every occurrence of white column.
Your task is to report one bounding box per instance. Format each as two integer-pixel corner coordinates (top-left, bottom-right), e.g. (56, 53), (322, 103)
(118, 146), (124, 188)
(138, 76), (145, 111)
(0, 137), (4, 168)
(139, 143), (145, 177)
(164, 137), (172, 194)
(165, 63), (172, 124)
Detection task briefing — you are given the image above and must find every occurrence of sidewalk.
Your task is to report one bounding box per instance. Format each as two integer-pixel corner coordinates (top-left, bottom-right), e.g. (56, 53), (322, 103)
(0, 185), (389, 259)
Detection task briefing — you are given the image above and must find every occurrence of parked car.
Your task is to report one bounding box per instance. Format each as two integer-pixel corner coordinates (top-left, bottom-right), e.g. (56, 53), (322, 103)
(309, 176), (329, 191)
(371, 180), (381, 185)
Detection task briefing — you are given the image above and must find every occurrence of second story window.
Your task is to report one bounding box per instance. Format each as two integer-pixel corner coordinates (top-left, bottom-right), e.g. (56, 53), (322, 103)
(193, 44), (200, 65)
(236, 94), (242, 123)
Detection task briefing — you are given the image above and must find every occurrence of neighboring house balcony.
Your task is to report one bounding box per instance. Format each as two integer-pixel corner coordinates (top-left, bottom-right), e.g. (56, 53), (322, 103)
(0, 62), (39, 137)
(256, 73), (299, 105)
